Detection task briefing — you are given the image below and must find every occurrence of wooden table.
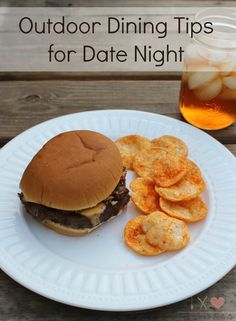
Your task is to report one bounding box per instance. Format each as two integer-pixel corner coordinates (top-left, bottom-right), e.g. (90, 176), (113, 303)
(0, 0), (236, 320)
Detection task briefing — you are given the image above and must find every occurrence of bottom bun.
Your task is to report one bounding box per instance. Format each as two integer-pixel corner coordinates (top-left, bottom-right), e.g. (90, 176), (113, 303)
(42, 219), (98, 236)
(42, 208), (127, 237)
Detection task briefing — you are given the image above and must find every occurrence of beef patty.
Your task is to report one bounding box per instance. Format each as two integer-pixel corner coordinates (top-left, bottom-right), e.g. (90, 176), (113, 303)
(19, 173), (130, 230)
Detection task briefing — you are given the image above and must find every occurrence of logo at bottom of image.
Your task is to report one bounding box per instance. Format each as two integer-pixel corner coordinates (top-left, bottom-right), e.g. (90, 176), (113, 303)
(178, 295), (233, 314)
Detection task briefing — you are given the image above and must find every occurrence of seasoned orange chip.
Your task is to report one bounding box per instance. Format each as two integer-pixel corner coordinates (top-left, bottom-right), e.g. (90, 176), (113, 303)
(133, 147), (169, 177)
(124, 216), (163, 256)
(142, 211), (172, 248)
(141, 211), (190, 251)
(130, 177), (161, 214)
(152, 135), (188, 158)
(152, 154), (188, 187)
(115, 135), (151, 169)
(155, 160), (205, 201)
(161, 217), (190, 250)
(160, 197), (208, 222)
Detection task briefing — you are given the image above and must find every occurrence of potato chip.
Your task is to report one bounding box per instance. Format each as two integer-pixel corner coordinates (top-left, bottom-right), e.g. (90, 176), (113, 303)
(130, 177), (161, 214)
(142, 211), (172, 248)
(152, 135), (188, 158)
(141, 211), (190, 251)
(124, 215), (163, 256)
(152, 154), (188, 187)
(133, 147), (169, 177)
(155, 160), (205, 201)
(161, 217), (190, 250)
(115, 135), (151, 169)
(160, 197), (208, 222)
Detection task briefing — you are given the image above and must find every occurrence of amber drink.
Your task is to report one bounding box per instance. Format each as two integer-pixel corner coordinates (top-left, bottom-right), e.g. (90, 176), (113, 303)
(180, 9), (236, 130)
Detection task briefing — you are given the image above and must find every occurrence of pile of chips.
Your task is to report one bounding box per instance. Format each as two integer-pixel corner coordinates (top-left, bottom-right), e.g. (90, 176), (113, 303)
(116, 135), (208, 256)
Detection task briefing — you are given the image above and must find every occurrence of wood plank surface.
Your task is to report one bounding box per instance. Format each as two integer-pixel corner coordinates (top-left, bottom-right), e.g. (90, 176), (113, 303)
(0, 72), (182, 81)
(0, 80), (235, 147)
(0, 263), (235, 321)
(2, 0), (235, 7)
(0, 1), (235, 319)
(0, 83), (235, 320)
(0, 0), (234, 78)
(226, 144), (236, 156)
(0, 0), (235, 79)
(0, 6), (216, 74)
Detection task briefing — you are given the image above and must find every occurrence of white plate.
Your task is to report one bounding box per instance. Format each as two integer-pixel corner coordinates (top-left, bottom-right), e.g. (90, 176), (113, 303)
(0, 110), (236, 311)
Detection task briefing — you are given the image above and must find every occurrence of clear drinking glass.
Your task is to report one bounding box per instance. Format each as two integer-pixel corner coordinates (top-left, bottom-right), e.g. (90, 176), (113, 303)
(179, 8), (236, 130)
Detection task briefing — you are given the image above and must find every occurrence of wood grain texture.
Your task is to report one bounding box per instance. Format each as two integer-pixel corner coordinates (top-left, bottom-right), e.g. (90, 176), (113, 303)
(0, 1), (235, 316)
(0, 266), (235, 321)
(1, 0), (235, 7)
(0, 78), (235, 320)
(226, 144), (236, 156)
(0, 72), (181, 81)
(0, 0), (234, 78)
(0, 6), (205, 74)
(0, 80), (235, 147)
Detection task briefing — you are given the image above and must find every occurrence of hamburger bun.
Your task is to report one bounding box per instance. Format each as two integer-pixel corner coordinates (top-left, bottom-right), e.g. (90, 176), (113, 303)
(20, 130), (123, 211)
(41, 208), (125, 236)
(41, 219), (98, 236)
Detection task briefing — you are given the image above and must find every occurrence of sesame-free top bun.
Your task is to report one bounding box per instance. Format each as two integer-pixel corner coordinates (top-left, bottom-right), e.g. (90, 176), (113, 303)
(20, 130), (123, 211)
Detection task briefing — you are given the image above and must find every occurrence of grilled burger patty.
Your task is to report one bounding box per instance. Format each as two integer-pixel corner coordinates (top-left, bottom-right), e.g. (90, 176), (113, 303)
(19, 174), (130, 230)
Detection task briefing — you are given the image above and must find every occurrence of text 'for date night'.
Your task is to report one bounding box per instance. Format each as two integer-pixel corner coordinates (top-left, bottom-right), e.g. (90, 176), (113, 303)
(48, 44), (184, 67)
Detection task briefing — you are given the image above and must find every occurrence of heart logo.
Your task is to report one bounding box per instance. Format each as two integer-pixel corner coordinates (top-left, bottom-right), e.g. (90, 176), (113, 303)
(210, 297), (225, 309)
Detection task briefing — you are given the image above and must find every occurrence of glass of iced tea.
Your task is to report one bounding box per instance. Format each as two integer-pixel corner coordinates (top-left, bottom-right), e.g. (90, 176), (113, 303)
(180, 8), (236, 130)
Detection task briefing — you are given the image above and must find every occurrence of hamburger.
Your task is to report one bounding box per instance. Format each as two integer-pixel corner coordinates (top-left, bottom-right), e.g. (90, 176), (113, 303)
(19, 130), (130, 236)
